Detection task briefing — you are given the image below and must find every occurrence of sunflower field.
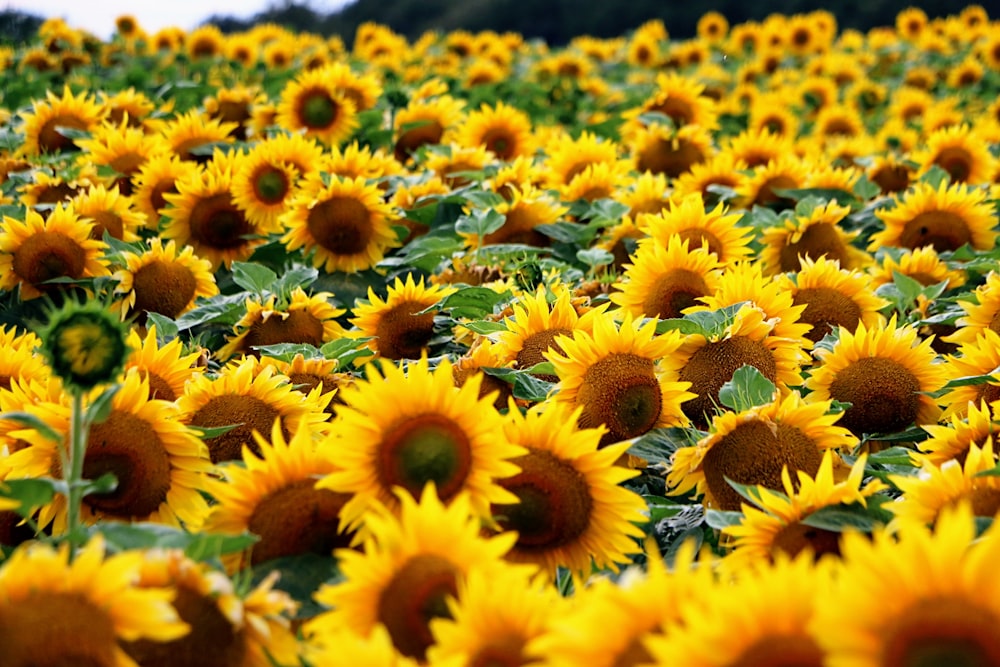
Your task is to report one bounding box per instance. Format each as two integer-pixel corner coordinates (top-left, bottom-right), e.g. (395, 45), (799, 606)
(1, 5), (1000, 666)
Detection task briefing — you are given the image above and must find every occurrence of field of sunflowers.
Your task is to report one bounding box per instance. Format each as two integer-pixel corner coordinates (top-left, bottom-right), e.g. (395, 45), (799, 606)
(1, 4), (1000, 665)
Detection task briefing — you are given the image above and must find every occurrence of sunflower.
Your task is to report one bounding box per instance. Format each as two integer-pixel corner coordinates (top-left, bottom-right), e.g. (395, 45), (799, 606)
(230, 144), (300, 230)
(122, 550), (299, 667)
(0, 204), (109, 300)
(945, 271), (1000, 346)
(918, 401), (1000, 467)
(70, 183), (145, 242)
(161, 151), (264, 270)
(638, 193), (754, 266)
(611, 235), (723, 320)
(913, 124), (997, 185)
(18, 85), (103, 156)
(758, 200), (869, 275)
(305, 625), (417, 667)
(649, 553), (832, 667)
(113, 238), (219, 320)
(453, 100), (535, 161)
(306, 485), (519, 662)
(325, 142), (403, 183)
(869, 180), (997, 254)
(672, 152), (747, 207)
(775, 255), (888, 343)
(542, 130), (620, 190)
(18, 168), (98, 208)
(804, 317), (945, 437)
(276, 67), (358, 146)
(428, 565), (558, 667)
(317, 355), (523, 530)
(937, 330), (1000, 420)
(816, 502), (1000, 667)
(0, 326), (49, 393)
(281, 173), (399, 274)
(204, 84), (266, 141)
(424, 143), (496, 188)
(722, 128), (793, 169)
(869, 245), (967, 291)
(186, 24), (225, 59)
(464, 186), (567, 249)
(74, 118), (164, 195)
(547, 310), (695, 445)
(558, 160), (631, 203)
(177, 357), (329, 463)
(492, 285), (603, 376)
(733, 155), (809, 210)
(257, 131), (325, 181)
(623, 71), (719, 136)
(0, 536), (188, 667)
(131, 152), (202, 228)
(723, 450), (880, 566)
(349, 274), (455, 361)
(866, 153), (916, 195)
(124, 325), (203, 403)
(393, 94), (466, 163)
(217, 288), (346, 361)
(490, 401), (646, 577)
(629, 124), (713, 179)
(811, 104), (866, 143)
(260, 353), (354, 414)
(616, 171), (671, 217)
(159, 110), (237, 162)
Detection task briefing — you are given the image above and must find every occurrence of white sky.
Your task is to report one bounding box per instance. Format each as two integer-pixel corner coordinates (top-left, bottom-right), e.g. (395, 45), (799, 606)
(1, 0), (352, 40)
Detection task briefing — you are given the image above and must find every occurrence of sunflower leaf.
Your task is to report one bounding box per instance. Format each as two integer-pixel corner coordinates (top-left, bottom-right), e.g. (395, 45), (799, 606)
(145, 313), (180, 342)
(252, 342), (325, 362)
(459, 320), (508, 335)
(189, 423), (245, 440)
(0, 411), (63, 442)
(320, 337), (375, 369)
(0, 478), (59, 517)
(723, 476), (769, 506)
(251, 553), (342, 619)
(704, 509), (745, 530)
(576, 248), (614, 269)
(628, 427), (699, 464)
(85, 385), (122, 425)
(718, 365), (776, 412)
(455, 208), (506, 238)
(93, 522), (258, 556)
(799, 502), (888, 532)
(433, 287), (511, 320)
(274, 264), (319, 297)
(231, 261), (279, 295)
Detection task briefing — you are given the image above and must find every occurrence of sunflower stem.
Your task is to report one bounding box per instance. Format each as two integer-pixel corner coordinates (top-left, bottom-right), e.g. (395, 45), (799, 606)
(65, 390), (88, 560)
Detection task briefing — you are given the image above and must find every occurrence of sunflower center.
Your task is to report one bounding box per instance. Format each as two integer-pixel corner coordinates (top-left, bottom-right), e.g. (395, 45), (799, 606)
(778, 223), (849, 272)
(516, 328), (572, 380)
(649, 98), (694, 127)
(379, 413), (472, 501)
(188, 194), (251, 250)
(481, 128), (516, 160)
(123, 585), (246, 667)
(394, 120), (445, 162)
(933, 147), (973, 183)
(375, 301), (437, 360)
(702, 420), (824, 511)
(12, 231), (86, 288)
(679, 336), (778, 426)
(872, 164), (912, 194)
(252, 165), (290, 204)
(0, 592), (119, 667)
(793, 287), (863, 343)
(643, 268), (710, 319)
(611, 635), (658, 667)
(468, 634), (529, 667)
(828, 357), (921, 435)
(960, 487), (1000, 518)
(298, 89), (339, 130)
(899, 211), (972, 252)
(38, 114), (88, 153)
(131, 260), (198, 318)
(246, 478), (353, 565)
(306, 196), (373, 255)
(243, 310), (326, 354)
(729, 634), (826, 667)
(753, 175), (799, 209)
(190, 394), (281, 463)
(636, 136), (706, 178)
(86, 211), (124, 240)
(82, 409), (172, 518)
(882, 597), (1000, 667)
(377, 554), (458, 661)
(142, 370), (178, 402)
(150, 181), (178, 213)
(578, 353), (662, 444)
(484, 204), (552, 247)
(676, 228), (723, 258)
(770, 520), (842, 560)
(494, 448), (592, 549)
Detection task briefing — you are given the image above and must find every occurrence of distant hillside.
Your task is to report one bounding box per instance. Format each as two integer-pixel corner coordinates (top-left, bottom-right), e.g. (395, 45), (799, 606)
(208, 0), (969, 45)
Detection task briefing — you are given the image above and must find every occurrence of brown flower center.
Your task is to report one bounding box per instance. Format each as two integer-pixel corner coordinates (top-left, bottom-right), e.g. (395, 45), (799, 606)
(38, 114), (88, 153)
(190, 394), (282, 463)
(12, 231), (86, 288)
(770, 520), (842, 560)
(881, 598), (1000, 667)
(375, 301), (437, 360)
(612, 635), (658, 667)
(378, 413), (472, 501)
(468, 635), (530, 667)
(251, 165), (291, 205)
(793, 287), (863, 343)
(648, 97), (694, 127)
(188, 194), (251, 250)
(778, 223), (850, 272)
(242, 310), (325, 355)
(394, 120), (445, 162)
(751, 175), (799, 209)
(899, 211), (972, 252)
(871, 164), (912, 194)
(306, 196), (373, 256)
(642, 268), (710, 319)
(297, 89), (341, 130)
(516, 328), (572, 380)
(932, 146), (973, 183)
(246, 478), (353, 565)
(495, 448), (592, 551)
(729, 635), (826, 667)
(141, 370), (178, 402)
(131, 260), (198, 318)
(481, 128), (517, 160)
(679, 336), (778, 427)
(0, 592), (119, 667)
(377, 554), (458, 661)
(81, 409), (172, 518)
(702, 420), (823, 511)
(483, 204), (552, 248)
(85, 211), (124, 241)
(636, 136), (707, 178)
(578, 353), (663, 445)
(828, 357), (921, 435)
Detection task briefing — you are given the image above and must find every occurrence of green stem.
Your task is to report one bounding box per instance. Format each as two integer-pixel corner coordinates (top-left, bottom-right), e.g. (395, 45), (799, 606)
(65, 390), (87, 559)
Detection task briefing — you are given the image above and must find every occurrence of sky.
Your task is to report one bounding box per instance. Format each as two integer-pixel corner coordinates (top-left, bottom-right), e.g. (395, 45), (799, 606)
(2, 0), (352, 40)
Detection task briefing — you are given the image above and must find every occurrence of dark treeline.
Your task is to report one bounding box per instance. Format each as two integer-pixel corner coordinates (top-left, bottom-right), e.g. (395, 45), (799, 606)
(0, 0), (974, 47)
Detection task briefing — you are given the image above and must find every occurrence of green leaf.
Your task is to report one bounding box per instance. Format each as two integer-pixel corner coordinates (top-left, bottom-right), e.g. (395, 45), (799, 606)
(919, 164), (951, 189)
(866, 446), (919, 466)
(0, 411), (62, 442)
(891, 270), (924, 303)
(655, 318), (707, 335)
(627, 427), (698, 465)
(0, 478), (59, 516)
(251, 343), (324, 361)
(772, 188), (858, 208)
(455, 209), (506, 238)
(799, 503), (888, 532)
(704, 509), (745, 529)
(723, 476), (775, 507)
(251, 553), (342, 619)
(185, 532), (260, 562)
(643, 496), (689, 522)
(94, 522), (258, 557)
(432, 287), (511, 320)
(717, 365), (776, 412)
(231, 262), (279, 294)
(273, 264), (319, 297)
(85, 385), (121, 424)
(189, 423), (245, 440)
(676, 302), (748, 339)
(481, 367), (555, 402)
(174, 293), (249, 331)
(576, 248), (614, 269)
(460, 320), (508, 335)
(535, 221), (598, 245)
(78, 472), (118, 497)
(145, 313), (180, 342)
(320, 337), (375, 369)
